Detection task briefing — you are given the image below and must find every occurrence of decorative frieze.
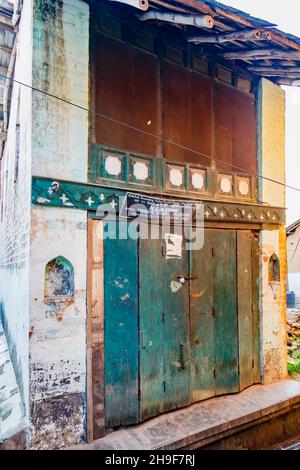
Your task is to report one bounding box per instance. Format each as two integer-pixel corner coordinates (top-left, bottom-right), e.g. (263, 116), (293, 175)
(32, 177), (285, 225)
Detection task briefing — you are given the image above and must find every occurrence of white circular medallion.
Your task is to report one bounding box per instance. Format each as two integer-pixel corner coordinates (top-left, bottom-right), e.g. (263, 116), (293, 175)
(192, 173), (204, 190)
(220, 177), (232, 193)
(239, 180), (249, 196)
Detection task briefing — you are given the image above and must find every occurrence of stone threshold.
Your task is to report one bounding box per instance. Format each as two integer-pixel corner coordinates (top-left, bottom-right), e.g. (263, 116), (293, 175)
(70, 378), (300, 450)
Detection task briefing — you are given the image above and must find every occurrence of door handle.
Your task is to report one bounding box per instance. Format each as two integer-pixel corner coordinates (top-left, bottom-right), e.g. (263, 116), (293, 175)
(180, 343), (185, 369)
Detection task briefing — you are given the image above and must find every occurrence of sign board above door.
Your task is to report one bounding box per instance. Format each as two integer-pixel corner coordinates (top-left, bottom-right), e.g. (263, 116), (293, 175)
(119, 192), (203, 222)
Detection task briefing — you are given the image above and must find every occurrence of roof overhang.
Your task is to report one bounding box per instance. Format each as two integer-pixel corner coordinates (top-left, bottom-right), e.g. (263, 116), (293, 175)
(103, 0), (300, 87)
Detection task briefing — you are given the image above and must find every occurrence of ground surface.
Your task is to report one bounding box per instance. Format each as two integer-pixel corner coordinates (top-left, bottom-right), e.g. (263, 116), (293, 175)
(70, 379), (300, 450)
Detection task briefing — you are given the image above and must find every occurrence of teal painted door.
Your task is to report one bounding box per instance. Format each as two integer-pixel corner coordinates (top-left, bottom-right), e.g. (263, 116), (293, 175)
(214, 230), (239, 395)
(104, 222), (139, 428)
(190, 230), (215, 401)
(139, 236), (190, 421)
(162, 241), (190, 413)
(190, 229), (240, 401)
(139, 238), (165, 420)
(103, 224), (259, 427)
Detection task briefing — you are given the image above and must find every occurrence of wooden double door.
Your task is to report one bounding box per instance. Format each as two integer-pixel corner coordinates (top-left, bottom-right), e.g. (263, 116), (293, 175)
(103, 225), (260, 428)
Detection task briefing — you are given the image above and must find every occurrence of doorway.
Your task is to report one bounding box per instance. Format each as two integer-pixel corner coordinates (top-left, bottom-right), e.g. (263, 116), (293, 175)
(102, 223), (260, 428)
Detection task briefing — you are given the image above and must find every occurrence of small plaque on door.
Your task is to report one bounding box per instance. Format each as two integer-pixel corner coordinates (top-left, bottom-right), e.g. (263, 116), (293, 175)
(165, 233), (183, 259)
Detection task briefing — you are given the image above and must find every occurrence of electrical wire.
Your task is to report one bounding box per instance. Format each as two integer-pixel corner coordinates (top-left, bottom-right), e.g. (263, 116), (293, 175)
(1, 71), (300, 194)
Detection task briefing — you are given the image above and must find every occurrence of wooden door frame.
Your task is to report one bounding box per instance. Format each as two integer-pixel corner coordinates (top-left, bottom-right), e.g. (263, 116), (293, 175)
(87, 218), (105, 442)
(86, 218), (262, 442)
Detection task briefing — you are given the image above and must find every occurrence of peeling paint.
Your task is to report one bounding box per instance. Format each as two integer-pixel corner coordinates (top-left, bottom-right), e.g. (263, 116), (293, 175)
(30, 392), (85, 450)
(30, 205), (87, 448)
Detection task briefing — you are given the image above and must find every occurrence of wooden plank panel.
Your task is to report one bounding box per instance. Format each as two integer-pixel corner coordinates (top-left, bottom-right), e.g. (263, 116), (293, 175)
(215, 83), (257, 173)
(104, 222), (139, 427)
(162, 62), (212, 166)
(237, 231), (253, 391)
(190, 230), (215, 402)
(252, 232), (261, 383)
(95, 35), (159, 155)
(139, 238), (165, 421)
(162, 238), (191, 412)
(87, 219), (105, 440)
(214, 230), (239, 395)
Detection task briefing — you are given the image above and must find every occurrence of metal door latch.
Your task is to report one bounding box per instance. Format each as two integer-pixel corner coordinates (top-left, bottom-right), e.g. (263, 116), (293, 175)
(180, 343), (185, 369)
(176, 275), (198, 284)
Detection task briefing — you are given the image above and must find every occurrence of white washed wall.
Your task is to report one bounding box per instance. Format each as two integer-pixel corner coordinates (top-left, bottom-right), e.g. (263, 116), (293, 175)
(32, 0), (89, 182)
(29, 205), (87, 449)
(0, 0), (33, 440)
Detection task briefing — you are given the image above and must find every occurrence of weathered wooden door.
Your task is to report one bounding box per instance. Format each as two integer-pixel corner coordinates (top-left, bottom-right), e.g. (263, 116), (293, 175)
(190, 230), (215, 401)
(237, 231), (261, 389)
(214, 230), (239, 395)
(103, 224), (260, 428)
(104, 222), (139, 428)
(190, 229), (258, 401)
(139, 235), (190, 421)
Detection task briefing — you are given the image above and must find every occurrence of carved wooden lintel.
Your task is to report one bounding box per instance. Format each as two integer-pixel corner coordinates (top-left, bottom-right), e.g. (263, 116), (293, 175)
(32, 177), (285, 225)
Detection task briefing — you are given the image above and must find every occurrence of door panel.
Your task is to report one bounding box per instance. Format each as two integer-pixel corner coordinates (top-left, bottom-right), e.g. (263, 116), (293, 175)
(139, 238), (165, 421)
(139, 235), (190, 419)
(162, 248), (190, 412)
(103, 222), (260, 428)
(190, 230), (215, 402)
(104, 222), (139, 427)
(214, 230), (239, 395)
(237, 231), (253, 391)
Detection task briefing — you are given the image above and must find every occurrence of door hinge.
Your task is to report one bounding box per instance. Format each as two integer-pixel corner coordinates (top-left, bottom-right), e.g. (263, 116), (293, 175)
(161, 244), (165, 257)
(162, 311), (165, 323)
(163, 380), (166, 393)
(252, 358), (255, 369)
(138, 389), (141, 402)
(213, 368), (216, 379)
(212, 307), (215, 318)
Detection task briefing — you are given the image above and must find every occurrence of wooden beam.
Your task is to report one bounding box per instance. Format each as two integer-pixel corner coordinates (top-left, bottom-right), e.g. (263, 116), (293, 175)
(280, 60), (300, 66)
(0, 43), (12, 54)
(223, 49), (300, 61)
(276, 78), (300, 86)
(148, 0), (186, 12)
(172, 0), (270, 28)
(214, 5), (275, 29)
(249, 66), (300, 73)
(188, 29), (271, 44)
(251, 71), (300, 78)
(109, 0), (148, 10)
(0, 18), (15, 33)
(139, 11), (214, 28)
(268, 30), (300, 51)
(161, 0), (216, 17)
(151, 0), (300, 52)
